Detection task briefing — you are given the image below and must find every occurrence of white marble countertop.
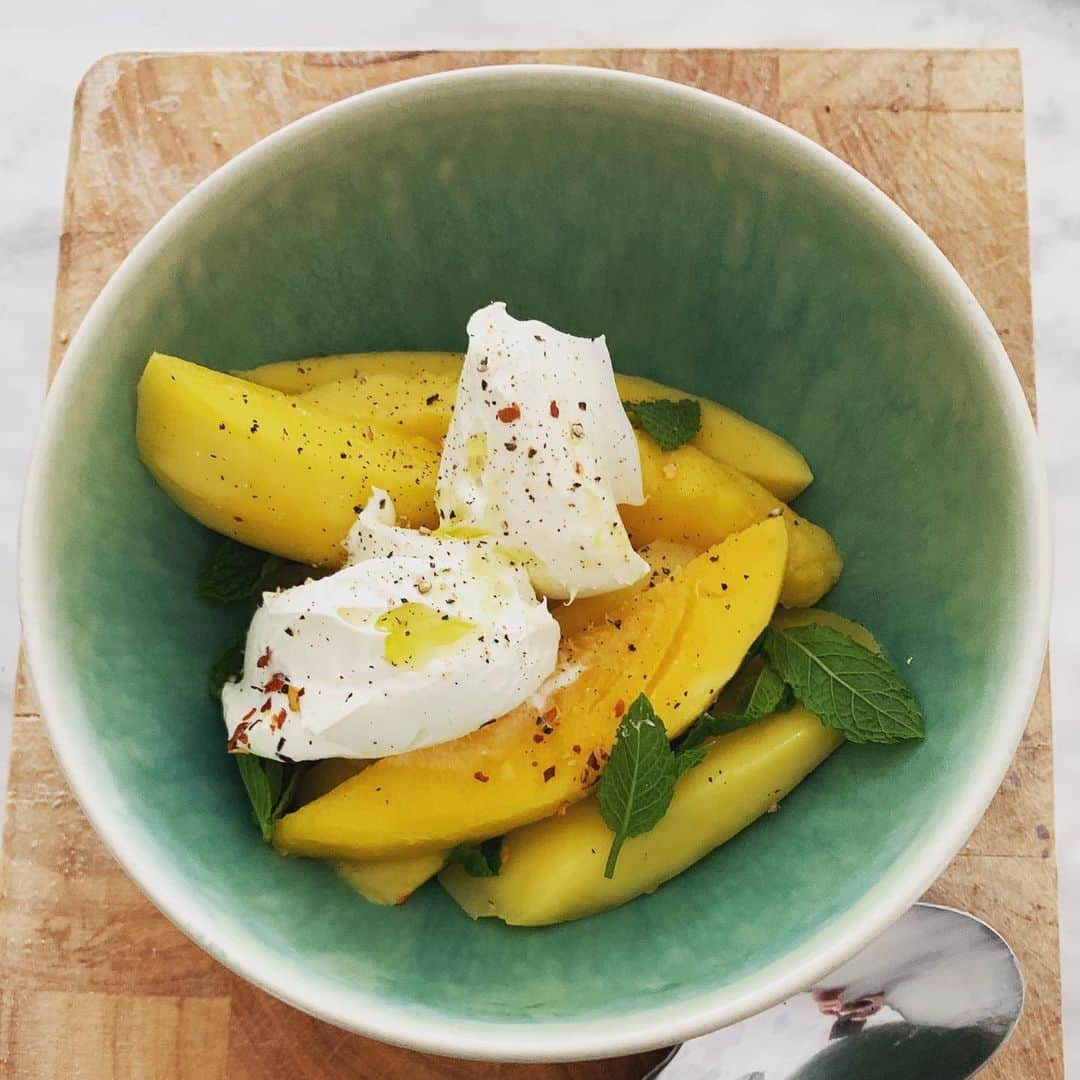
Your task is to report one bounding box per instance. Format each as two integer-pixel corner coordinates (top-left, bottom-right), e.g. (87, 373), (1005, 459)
(2, 0), (1077, 1070)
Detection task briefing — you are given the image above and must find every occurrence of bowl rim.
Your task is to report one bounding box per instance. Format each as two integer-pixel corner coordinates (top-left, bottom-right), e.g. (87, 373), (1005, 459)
(18, 63), (1052, 1062)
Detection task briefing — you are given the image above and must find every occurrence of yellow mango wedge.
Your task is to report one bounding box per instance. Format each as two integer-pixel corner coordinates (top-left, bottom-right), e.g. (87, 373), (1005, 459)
(296, 759), (445, 905)
(441, 708), (842, 925)
(616, 373), (812, 501)
(239, 351), (465, 394)
(623, 432), (842, 609)
(136, 353), (440, 566)
(296, 758), (367, 805)
(240, 352), (813, 501)
(552, 539), (699, 638)
(299, 371), (460, 444)
(273, 518), (788, 860)
(771, 606), (878, 651)
(334, 852), (448, 906)
(440, 609), (872, 925)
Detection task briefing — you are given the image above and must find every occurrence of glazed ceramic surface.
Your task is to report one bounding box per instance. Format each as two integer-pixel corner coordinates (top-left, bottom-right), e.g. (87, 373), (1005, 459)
(19, 67), (1049, 1060)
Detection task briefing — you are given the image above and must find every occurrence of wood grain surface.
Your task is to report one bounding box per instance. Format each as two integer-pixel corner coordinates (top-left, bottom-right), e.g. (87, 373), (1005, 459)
(0, 49), (1060, 1079)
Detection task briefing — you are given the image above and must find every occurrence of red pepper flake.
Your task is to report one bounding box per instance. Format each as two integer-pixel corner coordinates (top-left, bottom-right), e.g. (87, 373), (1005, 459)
(587, 752), (601, 771)
(226, 721), (250, 752)
(240, 708), (256, 723)
(533, 733), (544, 743)
(473, 771), (490, 783)
(543, 766), (556, 782)
(260, 698), (273, 713)
(572, 744), (582, 754)
(614, 698), (626, 718)
(600, 749), (610, 761)
(263, 672), (287, 694)
(256, 647), (272, 669)
(549, 400), (560, 418)
(496, 404), (521, 423)
(270, 708), (287, 733)
(543, 706), (559, 724)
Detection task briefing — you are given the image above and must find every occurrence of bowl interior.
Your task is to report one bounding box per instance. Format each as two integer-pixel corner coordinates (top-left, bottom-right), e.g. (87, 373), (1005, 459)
(25, 69), (1042, 1051)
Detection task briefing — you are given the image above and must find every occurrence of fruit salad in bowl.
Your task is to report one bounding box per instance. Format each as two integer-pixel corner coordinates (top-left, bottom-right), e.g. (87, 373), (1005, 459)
(20, 65), (1047, 1060)
(136, 300), (922, 923)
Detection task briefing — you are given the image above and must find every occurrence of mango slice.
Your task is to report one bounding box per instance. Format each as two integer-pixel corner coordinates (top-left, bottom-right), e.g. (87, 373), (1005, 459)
(240, 353), (813, 501)
(772, 606), (878, 652)
(623, 432), (842, 608)
(136, 353), (440, 566)
(239, 351), (465, 394)
(440, 708), (842, 925)
(440, 609), (869, 925)
(272, 518), (788, 861)
(615, 373), (812, 501)
(295, 759), (445, 904)
(296, 758), (367, 805)
(334, 852), (448, 906)
(552, 539), (699, 638)
(300, 370), (460, 444)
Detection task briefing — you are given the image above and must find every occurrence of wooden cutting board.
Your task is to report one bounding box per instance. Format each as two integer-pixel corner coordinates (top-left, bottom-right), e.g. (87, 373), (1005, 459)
(0, 49), (1061, 1079)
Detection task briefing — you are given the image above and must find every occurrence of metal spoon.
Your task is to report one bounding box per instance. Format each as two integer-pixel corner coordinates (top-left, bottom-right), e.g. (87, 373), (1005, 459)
(649, 903), (1024, 1080)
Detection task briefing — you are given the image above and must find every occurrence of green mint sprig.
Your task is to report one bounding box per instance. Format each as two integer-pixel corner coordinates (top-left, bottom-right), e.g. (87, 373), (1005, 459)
(448, 839), (503, 877)
(679, 662), (790, 749)
(196, 536), (284, 604)
(622, 398), (701, 451)
(208, 639), (245, 701)
(597, 694), (706, 879)
(763, 624), (924, 744)
(235, 756), (306, 843)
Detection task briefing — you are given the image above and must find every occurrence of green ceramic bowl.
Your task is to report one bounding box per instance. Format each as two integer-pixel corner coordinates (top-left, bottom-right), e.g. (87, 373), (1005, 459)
(20, 67), (1049, 1061)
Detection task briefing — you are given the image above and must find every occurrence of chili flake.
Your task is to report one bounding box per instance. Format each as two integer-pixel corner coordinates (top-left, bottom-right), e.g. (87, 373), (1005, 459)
(549, 401), (560, 418)
(543, 766), (556, 782)
(226, 721), (250, 752)
(256, 647), (272, 669)
(270, 709), (287, 733)
(473, 771), (490, 783)
(614, 698), (626, 718)
(496, 404), (521, 423)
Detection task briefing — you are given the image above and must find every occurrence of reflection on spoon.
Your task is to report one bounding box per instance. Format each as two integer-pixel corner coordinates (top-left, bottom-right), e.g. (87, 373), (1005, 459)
(650, 903), (1024, 1080)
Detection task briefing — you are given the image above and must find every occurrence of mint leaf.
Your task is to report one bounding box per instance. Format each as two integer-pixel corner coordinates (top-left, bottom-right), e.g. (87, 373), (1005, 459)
(623, 398), (701, 452)
(597, 694), (704, 878)
(763, 624), (924, 744)
(197, 536), (284, 604)
(679, 710), (760, 750)
(449, 839), (502, 877)
(273, 767), (305, 819)
(737, 664), (793, 720)
(674, 745), (708, 777)
(208, 639), (245, 701)
(678, 662), (791, 750)
(235, 756), (306, 843)
(235, 756), (276, 842)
